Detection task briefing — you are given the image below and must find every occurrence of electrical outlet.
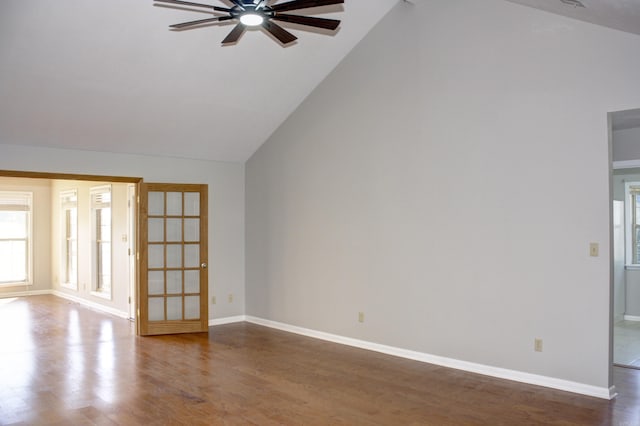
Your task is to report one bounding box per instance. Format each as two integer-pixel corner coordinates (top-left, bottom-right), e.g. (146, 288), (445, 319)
(228, 294), (233, 303)
(534, 338), (543, 352)
(358, 312), (364, 323)
(212, 296), (216, 305)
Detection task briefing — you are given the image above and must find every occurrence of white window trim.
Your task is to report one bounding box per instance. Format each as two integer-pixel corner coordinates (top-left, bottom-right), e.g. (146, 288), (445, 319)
(60, 189), (78, 291)
(0, 191), (33, 287)
(90, 185), (112, 300)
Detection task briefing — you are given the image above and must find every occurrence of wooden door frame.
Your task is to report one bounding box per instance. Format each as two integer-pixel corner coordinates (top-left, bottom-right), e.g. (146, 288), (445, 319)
(0, 169), (143, 333)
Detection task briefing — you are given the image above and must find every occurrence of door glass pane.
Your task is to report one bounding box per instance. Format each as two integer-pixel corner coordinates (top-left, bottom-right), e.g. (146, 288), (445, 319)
(167, 297), (182, 321)
(185, 296), (200, 320)
(184, 244), (199, 268)
(167, 245), (182, 268)
(148, 245), (164, 268)
(184, 192), (199, 216)
(166, 218), (182, 242)
(167, 270), (182, 294)
(184, 270), (199, 294)
(148, 218), (164, 242)
(148, 271), (164, 295)
(167, 192), (182, 216)
(148, 192), (164, 216)
(184, 219), (199, 242)
(149, 297), (164, 321)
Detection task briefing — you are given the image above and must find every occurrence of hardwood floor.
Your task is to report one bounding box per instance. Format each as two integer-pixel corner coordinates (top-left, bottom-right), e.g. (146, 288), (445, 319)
(0, 295), (639, 425)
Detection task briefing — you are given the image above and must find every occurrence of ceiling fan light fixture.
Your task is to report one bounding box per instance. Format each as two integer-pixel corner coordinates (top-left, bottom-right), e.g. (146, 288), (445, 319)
(240, 13), (264, 26)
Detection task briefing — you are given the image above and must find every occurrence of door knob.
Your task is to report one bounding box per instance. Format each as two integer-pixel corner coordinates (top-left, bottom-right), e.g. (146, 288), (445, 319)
(201, 262), (208, 269)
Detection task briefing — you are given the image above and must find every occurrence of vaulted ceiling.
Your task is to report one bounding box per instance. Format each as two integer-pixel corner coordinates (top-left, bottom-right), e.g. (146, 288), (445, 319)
(0, 0), (398, 162)
(0, 0), (639, 163)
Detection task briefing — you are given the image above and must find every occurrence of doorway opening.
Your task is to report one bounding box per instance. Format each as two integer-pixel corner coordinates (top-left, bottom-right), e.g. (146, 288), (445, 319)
(0, 170), (141, 327)
(610, 109), (640, 370)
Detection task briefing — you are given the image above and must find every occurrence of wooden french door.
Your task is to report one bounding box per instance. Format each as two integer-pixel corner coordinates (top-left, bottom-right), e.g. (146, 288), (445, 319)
(139, 183), (208, 335)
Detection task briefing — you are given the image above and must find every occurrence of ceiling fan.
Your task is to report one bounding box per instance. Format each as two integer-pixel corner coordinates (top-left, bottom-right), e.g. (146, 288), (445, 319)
(154, 0), (345, 46)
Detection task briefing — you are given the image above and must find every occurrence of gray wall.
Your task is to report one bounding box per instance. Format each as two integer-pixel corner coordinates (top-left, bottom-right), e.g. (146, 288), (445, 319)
(246, 0), (640, 389)
(0, 143), (245, 320)
(613, 128), (640, 162)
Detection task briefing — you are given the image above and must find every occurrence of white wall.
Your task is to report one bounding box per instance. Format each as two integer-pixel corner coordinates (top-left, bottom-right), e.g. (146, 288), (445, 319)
(246, 0), (640, 391)
(613, 127), (640, 162)
(0, 144), (245, 319)
(0, 177), (51, 295)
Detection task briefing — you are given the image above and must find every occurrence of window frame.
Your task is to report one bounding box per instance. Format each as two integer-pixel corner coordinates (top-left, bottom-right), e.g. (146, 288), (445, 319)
(0, 191), (33, 287)
(60, 189), (78, 290)
(90, 185), (112, 299)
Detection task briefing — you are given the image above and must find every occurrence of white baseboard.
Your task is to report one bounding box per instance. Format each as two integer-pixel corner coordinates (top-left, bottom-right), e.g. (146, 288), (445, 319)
(245, 316), (614, 400)
(624, 314), (640, 322)
(209, 315), (246, 326)
(0, 289), (53, 298)
(52, 290), (129, 319)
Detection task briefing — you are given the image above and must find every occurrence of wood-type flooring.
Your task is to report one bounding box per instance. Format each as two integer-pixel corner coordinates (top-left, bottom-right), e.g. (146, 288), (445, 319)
(0, 295), (639, 425)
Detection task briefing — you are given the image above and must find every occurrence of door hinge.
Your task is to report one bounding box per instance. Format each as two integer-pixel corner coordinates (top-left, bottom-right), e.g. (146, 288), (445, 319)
(136, 252), (140, 261)
(128, 296), (131, 304)
(128, 248), (131, 256)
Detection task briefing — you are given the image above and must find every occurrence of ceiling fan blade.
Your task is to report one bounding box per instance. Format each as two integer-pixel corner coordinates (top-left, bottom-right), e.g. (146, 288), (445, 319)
(170, 16), (232, 28)
(154, 0), (231, 12)
(222, 23), (246, 44)
(270, 0), (344, 12)
(262, 20), (297, 45)
(272, 13), (340, 31)
(228, 0), (246, 10)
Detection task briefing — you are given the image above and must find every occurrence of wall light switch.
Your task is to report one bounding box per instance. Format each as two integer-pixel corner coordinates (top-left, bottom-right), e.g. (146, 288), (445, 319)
(589, 243), (599, 257)
(358, 312), (364, 323)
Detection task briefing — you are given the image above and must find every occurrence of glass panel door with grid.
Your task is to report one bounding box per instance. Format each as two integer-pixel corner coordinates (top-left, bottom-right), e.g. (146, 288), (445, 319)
(139, 184), (208, 335)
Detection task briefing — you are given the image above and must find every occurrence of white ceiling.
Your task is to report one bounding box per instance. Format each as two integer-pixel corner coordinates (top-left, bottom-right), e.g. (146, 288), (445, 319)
(0, 0), (398, 163)
(1, 0), (640, 163)
(504, 0), (640, 36)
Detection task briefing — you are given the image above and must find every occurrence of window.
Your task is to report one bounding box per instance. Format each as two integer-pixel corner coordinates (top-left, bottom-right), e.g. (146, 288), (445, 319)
(60, 190), (78, 289)
(91, 186), (111, 298)
(0, 191), (32, 286)
(625, 182), (640, 266)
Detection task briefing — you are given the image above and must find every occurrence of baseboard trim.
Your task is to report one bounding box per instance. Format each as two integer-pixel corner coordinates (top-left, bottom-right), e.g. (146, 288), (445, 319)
(624, 314), (640, 322)
(245, 316), (613, 400)
(52, 291), (129, 319)
(0, 289), (53, 298)
(209, 316), (246, 326)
